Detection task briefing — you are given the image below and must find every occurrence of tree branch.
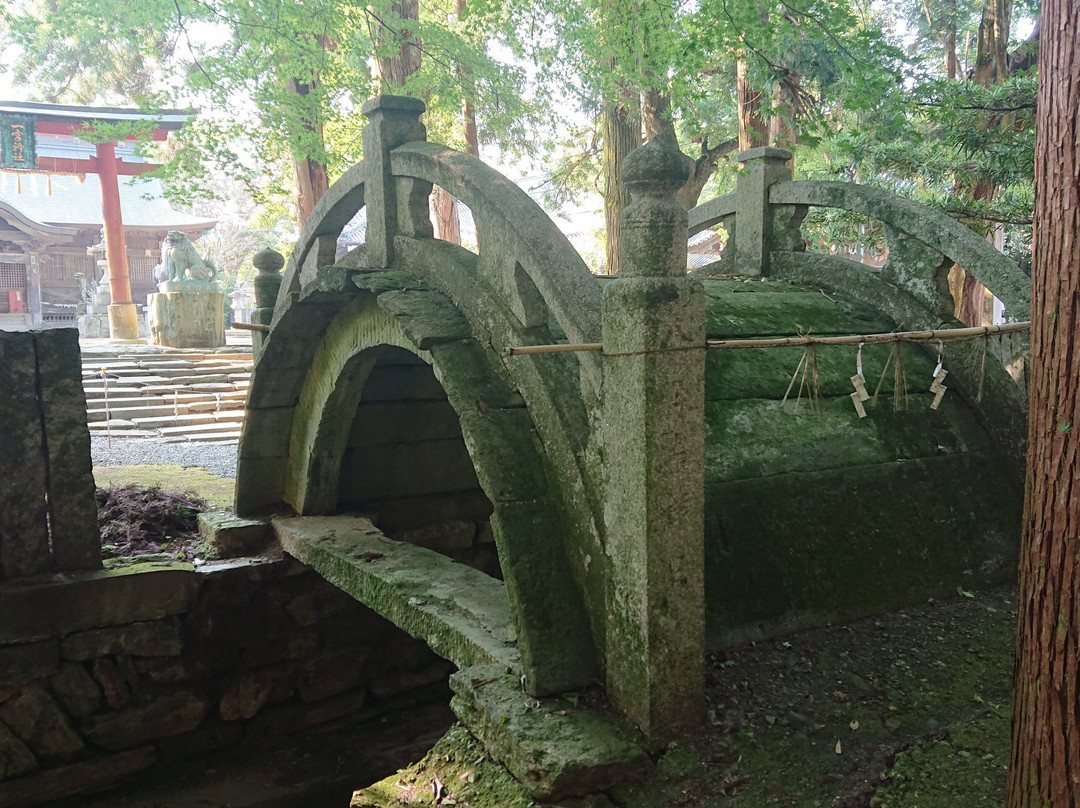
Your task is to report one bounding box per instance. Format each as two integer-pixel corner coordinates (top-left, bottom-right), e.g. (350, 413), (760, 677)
(173, 0), (218, 90)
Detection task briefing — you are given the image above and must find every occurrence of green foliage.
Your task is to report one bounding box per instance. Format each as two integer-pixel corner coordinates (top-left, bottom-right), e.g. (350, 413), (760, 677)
(798, 72), (1035, 262)
(0, 0), (1039, 271)
(1, 0), (547, 219)
(487, 0), (909, 210)
(0, 0), (178, 105)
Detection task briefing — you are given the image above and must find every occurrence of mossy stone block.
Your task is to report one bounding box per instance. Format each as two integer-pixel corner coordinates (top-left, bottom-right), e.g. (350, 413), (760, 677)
(272, 515), (517, 670)
(35, 329), (100, 572)
(376, 289), (472, 349)
(704, 394), (993, 483)
(0, 331), (50, 579)
(0, 563), (198, 644)
(704, 452), (1021, 647)
(449, 664), (649, 800)
(703, 286), (893, 339)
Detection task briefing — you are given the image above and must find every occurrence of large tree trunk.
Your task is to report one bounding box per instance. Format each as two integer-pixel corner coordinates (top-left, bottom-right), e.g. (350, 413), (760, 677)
(642, 86), (736, 210)
(945, 0), (959, 79)
(1006, 1), (1080, 805)
(956, 0), (1012, 325)
(434, 190), (460, 244)
(768, 72), (800, 160)
(974, 0), (1011, 86)
(675, 138), (738, 210)
(643, 86), (676, 142)
(643, 87), (736, 211)
(602, 87), (642, 275)
(432, 0), (480, 248)
(374, 0), (421, 91)
(285, 76), (330, 229)
(736, 58), (767, 153)
(456, 38), (481, 249)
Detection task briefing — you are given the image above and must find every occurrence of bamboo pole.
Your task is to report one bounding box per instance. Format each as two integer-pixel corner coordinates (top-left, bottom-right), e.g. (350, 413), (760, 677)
(232, 322), (270, 333)
(502, 321), (1030, 357)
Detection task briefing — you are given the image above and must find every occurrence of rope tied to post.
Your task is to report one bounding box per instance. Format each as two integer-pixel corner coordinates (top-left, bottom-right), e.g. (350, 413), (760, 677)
(502, 321), (1030, 358)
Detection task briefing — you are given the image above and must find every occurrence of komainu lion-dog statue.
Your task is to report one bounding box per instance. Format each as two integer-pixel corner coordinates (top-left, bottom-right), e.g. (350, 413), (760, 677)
(155, 231), (217, 286)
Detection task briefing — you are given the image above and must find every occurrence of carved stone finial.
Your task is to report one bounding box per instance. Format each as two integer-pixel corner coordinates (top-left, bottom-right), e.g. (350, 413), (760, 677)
(618, 138), (692, 278)
(252, 248), (285, 316)
(621, 137), (692, 199)
(252, 247), (285, 275)
(360, 94), (427, 117)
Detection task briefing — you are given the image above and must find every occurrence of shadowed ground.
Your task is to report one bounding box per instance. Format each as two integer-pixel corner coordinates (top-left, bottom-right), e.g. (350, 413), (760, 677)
(354, 586), (1015, 808)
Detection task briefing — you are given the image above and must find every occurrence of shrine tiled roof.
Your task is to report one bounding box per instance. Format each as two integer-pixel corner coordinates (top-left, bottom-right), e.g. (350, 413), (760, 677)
(0, 100), (191, 129)
(0, 170), (215, 231)
(0, 130), (214, 232)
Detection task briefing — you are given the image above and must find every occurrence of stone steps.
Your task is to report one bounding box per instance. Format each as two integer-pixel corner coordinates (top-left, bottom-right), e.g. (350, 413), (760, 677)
(87, 400), (244, 423)
(163, 431), (244, 444)
(82, 346), (253, 443)
(87, 411), (245, 432)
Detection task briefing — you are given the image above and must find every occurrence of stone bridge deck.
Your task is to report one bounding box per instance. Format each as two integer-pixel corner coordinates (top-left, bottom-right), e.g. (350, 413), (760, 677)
(272, 515), (518, 671)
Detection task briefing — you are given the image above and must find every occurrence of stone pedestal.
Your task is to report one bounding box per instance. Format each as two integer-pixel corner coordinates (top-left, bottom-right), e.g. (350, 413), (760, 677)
(77, 315), (110, 339)
(79, 283), (112, 337)
(107, 303), (140, 341)
(148, 292), (225, 349)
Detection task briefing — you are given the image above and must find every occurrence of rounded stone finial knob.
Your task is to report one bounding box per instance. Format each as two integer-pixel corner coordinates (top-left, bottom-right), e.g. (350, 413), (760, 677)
(621, 138), (692, 197)
(252, 247), (285, 275)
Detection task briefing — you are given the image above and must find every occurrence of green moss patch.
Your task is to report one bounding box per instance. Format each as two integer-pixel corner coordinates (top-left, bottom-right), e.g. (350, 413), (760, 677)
(93, 465), (235, 511)
(351, 724), (534, 808)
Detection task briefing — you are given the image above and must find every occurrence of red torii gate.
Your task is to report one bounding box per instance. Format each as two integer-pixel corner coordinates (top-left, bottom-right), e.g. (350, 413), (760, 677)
(0, 102), (192, 340)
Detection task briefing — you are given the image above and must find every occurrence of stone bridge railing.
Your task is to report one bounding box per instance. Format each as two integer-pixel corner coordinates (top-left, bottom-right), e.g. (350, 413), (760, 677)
(239, 97), (607, 704)
(238, 98), (1031, 753)
(689, 146), (1031, 327)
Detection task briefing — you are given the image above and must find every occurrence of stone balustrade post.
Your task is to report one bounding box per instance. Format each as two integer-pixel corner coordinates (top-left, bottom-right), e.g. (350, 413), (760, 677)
(251, 247), (284, 357)
(734, 146), (794, 275)
(602, 137), (706, 740)
(361, 95), (428, 267)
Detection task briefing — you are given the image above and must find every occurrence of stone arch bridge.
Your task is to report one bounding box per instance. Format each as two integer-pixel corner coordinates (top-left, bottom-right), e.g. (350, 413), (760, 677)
(235, 96), (1027, 780)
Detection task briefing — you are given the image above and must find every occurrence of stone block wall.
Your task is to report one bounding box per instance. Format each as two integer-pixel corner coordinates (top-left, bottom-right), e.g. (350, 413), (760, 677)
(697, 277), (1023, 647)
(0, 329), (99, 580)
(0, 556), (453, 807)
(338, 352), (499, 578)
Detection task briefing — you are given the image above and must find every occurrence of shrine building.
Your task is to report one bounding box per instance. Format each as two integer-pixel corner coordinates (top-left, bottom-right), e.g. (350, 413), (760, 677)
(0, 101), (214, 333)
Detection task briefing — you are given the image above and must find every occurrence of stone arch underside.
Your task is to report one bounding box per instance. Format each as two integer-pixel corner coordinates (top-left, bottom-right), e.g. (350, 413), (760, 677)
(237, 268), (597, 696)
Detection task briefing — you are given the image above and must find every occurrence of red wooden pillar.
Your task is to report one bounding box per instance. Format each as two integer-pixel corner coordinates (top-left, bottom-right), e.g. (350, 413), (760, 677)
(95, 142), (139, 340)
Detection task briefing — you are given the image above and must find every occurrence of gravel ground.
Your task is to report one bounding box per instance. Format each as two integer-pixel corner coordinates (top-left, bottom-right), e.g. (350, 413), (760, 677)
(91, 436), (238, 479)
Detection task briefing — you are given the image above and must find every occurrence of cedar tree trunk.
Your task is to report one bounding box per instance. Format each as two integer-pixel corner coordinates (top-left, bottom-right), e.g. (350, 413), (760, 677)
(602, 87), (642, 275)
(957, 0), (1012, 325)
(433, 0), (480, 247)
(374, 0), (421, 90)
(285, 76), (330, 229)
(1006, 0), (1080, 804)
(736, 58), (767, 153)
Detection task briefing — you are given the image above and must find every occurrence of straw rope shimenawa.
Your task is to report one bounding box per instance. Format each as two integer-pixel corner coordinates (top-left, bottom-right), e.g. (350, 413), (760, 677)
(502, 321), (1030, 358)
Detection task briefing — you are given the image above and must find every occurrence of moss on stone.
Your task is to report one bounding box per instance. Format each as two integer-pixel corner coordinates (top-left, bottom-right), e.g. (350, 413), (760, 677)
(704, 453), (1021, 647)
(351, 724), (535, 808)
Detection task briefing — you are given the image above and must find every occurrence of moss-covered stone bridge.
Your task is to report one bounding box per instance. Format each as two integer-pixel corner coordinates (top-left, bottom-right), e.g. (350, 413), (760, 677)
(234, 96), (1027, 797)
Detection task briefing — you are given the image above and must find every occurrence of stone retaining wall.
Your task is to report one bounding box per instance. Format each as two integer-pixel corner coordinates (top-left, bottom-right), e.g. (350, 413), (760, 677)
(0, 329), (99, 580)
(0, 555), (453, 807)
